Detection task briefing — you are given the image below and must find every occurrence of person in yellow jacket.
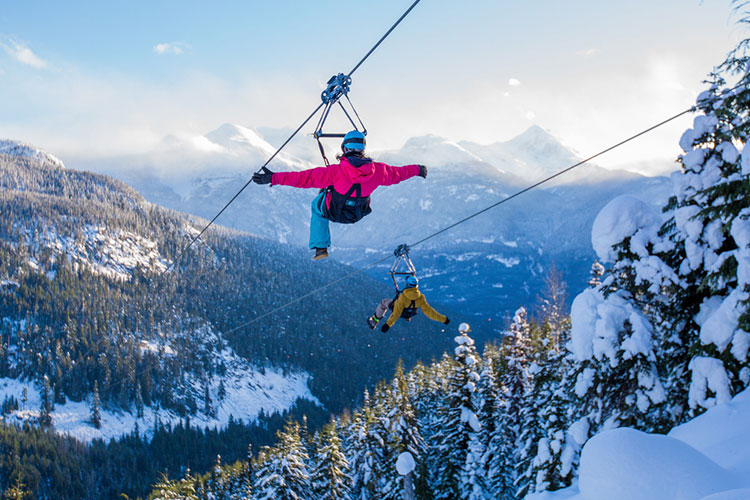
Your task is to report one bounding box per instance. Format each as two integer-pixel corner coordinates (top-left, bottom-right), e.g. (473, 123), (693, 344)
(367, 275), (450, 332)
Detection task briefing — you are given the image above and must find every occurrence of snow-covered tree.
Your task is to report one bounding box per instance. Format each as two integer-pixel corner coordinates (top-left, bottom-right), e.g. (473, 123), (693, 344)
(254, 419), (311, 500)
(381, 361), (426, 500)
(39, 377), (53, 428)
(432, 329), (483, 500)
(311, 421), (350, 500)
(348, 390), (388, 500)
(486, 308), (532, 499)
(476, 344), (502, 497)
(90, 380), (102, 429)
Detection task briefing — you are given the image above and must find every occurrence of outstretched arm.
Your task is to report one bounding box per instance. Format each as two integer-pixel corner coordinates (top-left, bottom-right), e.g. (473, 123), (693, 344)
(272, 167), (332, 189)
(375, 163), (423, 186)
(417, 296), (447, 323)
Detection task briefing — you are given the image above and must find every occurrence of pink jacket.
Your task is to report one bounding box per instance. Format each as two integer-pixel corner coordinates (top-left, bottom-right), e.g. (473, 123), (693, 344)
(271, 156), (421, 199)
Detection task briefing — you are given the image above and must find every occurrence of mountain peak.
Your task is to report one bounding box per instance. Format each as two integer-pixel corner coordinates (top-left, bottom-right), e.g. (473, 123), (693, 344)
(506, 125), (566, 150)
(205, 123), (275, 155)
(0, 139), (65, 169)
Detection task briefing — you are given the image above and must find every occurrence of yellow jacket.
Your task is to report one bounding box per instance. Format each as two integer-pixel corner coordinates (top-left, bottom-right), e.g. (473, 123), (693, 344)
(385, 286), (447, 327)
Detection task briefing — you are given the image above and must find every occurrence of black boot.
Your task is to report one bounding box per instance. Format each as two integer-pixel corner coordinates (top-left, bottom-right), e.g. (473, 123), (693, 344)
(313, 247), (329, 261)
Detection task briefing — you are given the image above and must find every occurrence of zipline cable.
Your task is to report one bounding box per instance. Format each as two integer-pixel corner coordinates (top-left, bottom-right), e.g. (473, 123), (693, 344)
(347, 0), (422, 78)
(164, 0), (424, 274)
(224, 104), (699, 333)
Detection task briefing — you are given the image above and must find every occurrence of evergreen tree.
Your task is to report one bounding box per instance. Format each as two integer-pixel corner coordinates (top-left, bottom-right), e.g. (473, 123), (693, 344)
(2, 477), (28, 500)
(432, 328), (483, 500)
(254, 419), (311, 500)
(384, 361), (426, 500)
(311, 421), (350, 500)
(136, 381), (145, 419)
(487, 308), (532, 500)
(348, 390), (387, 500)
(90, 381), (102, 429)
(39, 377), (53, 428)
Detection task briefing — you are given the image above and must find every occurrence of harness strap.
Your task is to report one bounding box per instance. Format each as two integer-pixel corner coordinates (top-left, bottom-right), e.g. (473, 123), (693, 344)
(343, 183), (363, 199)
(316, 136), (331, 167)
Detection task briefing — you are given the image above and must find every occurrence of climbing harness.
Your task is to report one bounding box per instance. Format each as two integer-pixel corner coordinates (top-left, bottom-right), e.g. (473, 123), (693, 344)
(313, 73), (368, 166)
(317, 183), (372, 224)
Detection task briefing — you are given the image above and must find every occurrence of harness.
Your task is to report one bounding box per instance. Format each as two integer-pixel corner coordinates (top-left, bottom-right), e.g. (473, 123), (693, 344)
(317, 182), (372, 224)
(388, 290), (419, 320)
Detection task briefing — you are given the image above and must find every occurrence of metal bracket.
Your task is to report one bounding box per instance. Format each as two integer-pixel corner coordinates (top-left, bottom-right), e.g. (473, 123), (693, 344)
(321, 73), (352, 104)
(393, 243), (410, 257)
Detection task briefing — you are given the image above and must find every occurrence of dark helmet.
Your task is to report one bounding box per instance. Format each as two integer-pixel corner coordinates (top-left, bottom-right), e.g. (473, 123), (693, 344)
(341, 130), (366, 153)
(405, 275), (418, 288)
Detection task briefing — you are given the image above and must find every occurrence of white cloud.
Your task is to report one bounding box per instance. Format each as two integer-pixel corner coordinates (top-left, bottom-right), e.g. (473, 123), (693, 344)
(153, 42), (190, 55)
(525, 111), (536, 120)
(576, 48), (602, 57)
(508, 78), (522, 87)
(0, 38), (47, 69)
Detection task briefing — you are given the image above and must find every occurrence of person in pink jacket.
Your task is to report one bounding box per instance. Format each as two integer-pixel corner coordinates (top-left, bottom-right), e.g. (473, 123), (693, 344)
(252, 131), (427, 260)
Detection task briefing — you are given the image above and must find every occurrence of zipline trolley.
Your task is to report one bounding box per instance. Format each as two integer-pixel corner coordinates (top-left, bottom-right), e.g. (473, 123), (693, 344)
(390, 243), (417, 292)
(313, 73), (368, 165)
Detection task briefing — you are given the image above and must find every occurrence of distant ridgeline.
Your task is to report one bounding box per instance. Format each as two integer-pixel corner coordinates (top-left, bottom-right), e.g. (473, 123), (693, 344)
(0, 149), (453, 430)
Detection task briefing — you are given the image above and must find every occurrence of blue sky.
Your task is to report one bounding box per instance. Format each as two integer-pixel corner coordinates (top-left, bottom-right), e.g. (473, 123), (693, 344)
(0, 0), (743, 171)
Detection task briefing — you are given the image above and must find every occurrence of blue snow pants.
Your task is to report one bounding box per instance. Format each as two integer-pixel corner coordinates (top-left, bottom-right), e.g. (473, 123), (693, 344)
(310, 191), (331, 250)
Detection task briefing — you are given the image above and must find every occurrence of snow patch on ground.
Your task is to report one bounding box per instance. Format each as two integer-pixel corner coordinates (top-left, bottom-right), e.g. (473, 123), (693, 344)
(17, 223), (169, 280)
(0, 359), (319, 444)
(526, 387), (750, 500)
(578, 428), (739, 500)
(487, 255), (521, 267)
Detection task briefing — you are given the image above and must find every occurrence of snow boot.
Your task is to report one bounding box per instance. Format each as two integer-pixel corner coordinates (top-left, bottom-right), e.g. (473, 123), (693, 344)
(313, 247), (329, 261)
(367, 315), (380, 330)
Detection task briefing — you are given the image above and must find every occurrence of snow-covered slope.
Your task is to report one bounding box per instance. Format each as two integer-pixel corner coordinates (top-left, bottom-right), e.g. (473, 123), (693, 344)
(23, 223), (169, 281)
(0, 139), (65, 169)
(527, 387), (750, 500)
(0, 335), (319, 444)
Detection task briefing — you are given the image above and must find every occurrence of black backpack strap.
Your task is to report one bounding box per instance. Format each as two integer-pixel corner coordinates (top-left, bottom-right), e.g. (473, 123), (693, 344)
(388, 290), (401, 310)
(343, 183), (362, 198)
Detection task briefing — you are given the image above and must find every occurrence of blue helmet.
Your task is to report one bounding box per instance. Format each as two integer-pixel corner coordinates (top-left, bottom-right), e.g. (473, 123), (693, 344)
(405, 275), (418, 288)
(342, 130), (366, 152)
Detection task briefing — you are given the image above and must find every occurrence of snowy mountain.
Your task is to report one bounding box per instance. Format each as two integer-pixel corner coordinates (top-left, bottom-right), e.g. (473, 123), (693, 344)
(459, 125), (579, 181)
(0, 139), (65, 169)
(0, 142), (454, 445)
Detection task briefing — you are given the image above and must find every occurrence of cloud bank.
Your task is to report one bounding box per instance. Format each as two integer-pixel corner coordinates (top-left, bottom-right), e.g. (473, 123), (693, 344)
(0, 37), (47, 69)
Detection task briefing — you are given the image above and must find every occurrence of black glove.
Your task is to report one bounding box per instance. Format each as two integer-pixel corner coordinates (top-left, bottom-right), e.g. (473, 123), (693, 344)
(418, 164), (428, 178)
(252, 167), (274, 185)
(443, 317), (450, 325)
(381, 324), (390, 333)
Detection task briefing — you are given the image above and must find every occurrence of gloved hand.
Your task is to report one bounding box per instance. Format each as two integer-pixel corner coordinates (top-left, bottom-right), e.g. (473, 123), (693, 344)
(252, 167), (274, 185)
(418, 164), (428, 178)
(443, 317), (450, 325)
(381, 324), (390, 333)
